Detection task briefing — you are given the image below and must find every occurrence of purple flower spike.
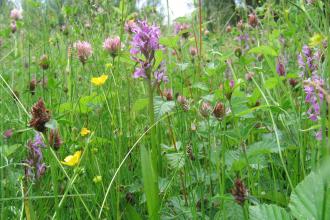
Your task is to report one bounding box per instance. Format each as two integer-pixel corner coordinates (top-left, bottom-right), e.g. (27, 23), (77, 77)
(130, 20), (169, 84)
(25, 132), (47, 181)
(133, 67), (147, 79)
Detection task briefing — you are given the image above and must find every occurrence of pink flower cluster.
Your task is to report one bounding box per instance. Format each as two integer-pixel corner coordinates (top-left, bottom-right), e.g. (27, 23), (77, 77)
(103, 36), (121, 57)
(10, 9), (23, 20)
(74, 41), (93, 64)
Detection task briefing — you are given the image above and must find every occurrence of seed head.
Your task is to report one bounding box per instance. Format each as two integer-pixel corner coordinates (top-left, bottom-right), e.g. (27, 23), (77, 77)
(231, 178), (248, 205)
(29, 98), (51, 132)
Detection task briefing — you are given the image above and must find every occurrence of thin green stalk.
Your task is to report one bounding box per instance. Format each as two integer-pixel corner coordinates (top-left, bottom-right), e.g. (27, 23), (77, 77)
(252, 77), (293, 190)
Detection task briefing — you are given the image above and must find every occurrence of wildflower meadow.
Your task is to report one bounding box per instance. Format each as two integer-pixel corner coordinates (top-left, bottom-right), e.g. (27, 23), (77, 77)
(1, 0), (330, 219)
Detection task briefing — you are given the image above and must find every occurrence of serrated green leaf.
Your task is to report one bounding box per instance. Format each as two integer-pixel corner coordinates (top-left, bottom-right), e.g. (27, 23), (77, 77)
(165, 152), (185, 169)
(154, 97), (175, 119)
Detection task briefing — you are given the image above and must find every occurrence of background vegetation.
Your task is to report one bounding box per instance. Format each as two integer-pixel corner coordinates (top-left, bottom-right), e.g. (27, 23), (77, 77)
(0, 0), (330, 219)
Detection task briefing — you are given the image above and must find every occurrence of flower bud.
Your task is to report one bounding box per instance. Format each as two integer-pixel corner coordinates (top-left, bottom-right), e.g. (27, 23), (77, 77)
(213, 102), (225, 118)
(11, 21), (17, 33)
(245, 72), (254, 81)
(289, 78), (298, 88)
(226, 25), (232, 33)
(200, 102), (212, 118)
(29, 76), (37, 95)
(234, 47), (242, 57)
(39, 54), (50, 70)
(163, 89), (173, 101)
(276, 59), (286, 76)
(177, 95), (189, 111)
(189, 47), (198, 57)
(49, 128), (62, 151)
(3, 129), (13, 139)
(248, 13), (258, 28)
(237, 19), (244, 31)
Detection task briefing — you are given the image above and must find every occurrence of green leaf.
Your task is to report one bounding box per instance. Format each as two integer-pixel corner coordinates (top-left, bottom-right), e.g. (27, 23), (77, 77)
(191, 82), (209, 91)
(132, 98), (148, 113)
(140, 145), (160, 219)
(154, 97), (175, 119)
(249, 45), (278, 57)
(159, 36), (179, 49)
(165, 152), (185, 170)
(249, 204), (292, 220)
(289, 171), (329, 220)
(264, 77), (280, 89)
(153, 50), (163, 71)
(214, 199), (244, 220)
(59, 93), (104, 114)
(0, 144), (21, 157)
(125, 205), (143, 220)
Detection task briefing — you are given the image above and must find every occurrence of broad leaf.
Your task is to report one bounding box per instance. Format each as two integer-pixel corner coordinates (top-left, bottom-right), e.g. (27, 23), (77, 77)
(250, 204), (292, 220)
(289, 171), (330, 220)
(154, 96), (175, 119)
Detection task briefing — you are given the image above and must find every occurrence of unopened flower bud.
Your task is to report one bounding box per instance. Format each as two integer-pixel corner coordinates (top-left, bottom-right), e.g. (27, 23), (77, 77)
(29, 76), (37, 95)
(3, 129), (13, 139)
(245, 72), (254, 81)
(276, 59), (286, 76)
(189, 47), (198, 57)
(163, 89), (173, 101)
(49, 128), (62, 151)
(234, 47), (242, 57)
(11, 21), (17, 33)
(213, 102), (225, 118)
(237, 20), (244, 31)
(248, 13), (258, 28)
(200, 102), (212, 118)
(226, 25), (232, 33)
(289, 78), (298, 88)
(39, 54), (50, 70)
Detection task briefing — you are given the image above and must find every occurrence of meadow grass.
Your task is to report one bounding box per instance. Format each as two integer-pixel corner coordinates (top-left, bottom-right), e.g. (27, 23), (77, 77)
(1, 0), (330, 219)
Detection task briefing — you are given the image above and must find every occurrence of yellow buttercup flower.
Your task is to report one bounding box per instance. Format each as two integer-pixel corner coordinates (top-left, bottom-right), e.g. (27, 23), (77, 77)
(91, 74), (108, 86)
(80, 127), (91, 136)
(61, 150), (82, 166)
(309, 33), (325, 48)
(93, 175), (102, 183)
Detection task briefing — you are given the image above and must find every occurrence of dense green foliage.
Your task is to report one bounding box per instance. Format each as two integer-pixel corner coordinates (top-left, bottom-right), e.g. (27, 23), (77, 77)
(1, 0), (330, 219)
